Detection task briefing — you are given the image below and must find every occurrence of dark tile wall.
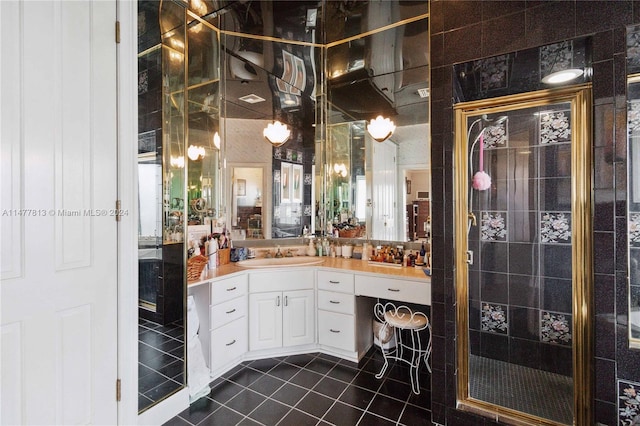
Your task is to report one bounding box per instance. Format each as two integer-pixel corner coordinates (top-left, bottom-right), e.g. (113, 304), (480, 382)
(430, 1), (640, 424)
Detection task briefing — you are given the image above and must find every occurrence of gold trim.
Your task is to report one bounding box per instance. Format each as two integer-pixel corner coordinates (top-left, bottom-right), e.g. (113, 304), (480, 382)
(454, 85), (593, 425)
(137, 44), (162, 58)
(325, 14), (429, 49)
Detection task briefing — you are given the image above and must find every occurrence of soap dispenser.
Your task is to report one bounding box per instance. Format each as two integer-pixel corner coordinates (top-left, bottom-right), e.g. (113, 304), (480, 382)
(306, 238), (316, 256)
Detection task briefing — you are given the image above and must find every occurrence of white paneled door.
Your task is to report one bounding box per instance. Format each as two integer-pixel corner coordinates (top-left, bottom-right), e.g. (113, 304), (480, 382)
(1, 1), (118, 424)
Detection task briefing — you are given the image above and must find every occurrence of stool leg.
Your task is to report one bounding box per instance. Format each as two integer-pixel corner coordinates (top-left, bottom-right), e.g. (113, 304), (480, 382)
(409, 329), (421, 395)
(375, 323), (391, 380)
(424, 324), (432, 373)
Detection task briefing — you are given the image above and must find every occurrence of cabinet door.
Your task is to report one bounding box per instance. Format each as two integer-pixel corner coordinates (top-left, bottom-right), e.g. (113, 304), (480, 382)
(249, 291), (282, 351)
(282, 289), (315, 347)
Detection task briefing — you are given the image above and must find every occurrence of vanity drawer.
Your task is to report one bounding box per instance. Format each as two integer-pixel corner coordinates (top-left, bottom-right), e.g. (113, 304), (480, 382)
(317, 290), (354, 315)
(355, 275), (430, 305)
(210, 317), (247, 371)
(212, 275), (248, 304)
(210, 296), (246, 330)
(318, 310), (354, 352)
(317, 270), (354, 293)
(249, 270), (314, 293)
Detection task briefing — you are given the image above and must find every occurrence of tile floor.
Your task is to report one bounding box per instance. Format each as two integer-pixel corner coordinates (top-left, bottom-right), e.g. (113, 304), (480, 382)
(163, 348), (432, 426)
(139, 319), (185, 411)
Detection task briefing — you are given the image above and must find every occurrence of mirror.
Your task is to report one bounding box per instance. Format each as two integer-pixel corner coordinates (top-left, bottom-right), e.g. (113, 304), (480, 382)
(325, 12), (430, 242)
(626, 25), (640, 347)
(212, 2), (429, 243)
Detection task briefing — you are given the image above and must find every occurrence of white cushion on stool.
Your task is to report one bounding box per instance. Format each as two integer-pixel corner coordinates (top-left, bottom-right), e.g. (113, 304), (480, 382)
(384, 307), (428, 330)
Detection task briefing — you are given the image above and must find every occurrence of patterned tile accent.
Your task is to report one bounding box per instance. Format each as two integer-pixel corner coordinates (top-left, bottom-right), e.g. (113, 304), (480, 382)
(627, 25), (640, 73)
(478, 54), (510, 92)
(273, 170), (281, 183)
(540, 311), (571, 345)
(628, 100), (640, 134)
(286, 149), (293, 161)
(539, 41), (573, 78)
(138, 70), (148, 95)
(303, 205), (312, 216)
(618, 379), (640, 425)
(539, 110), (571, 144)
(481, 211), (507, 241)
(274, 147), (283, 159)
(630, 213), (640, 248)
(483, 121), (508, 149)
(303, 173), (312, 185)
(481, 303), (508, 334)
(273, 205), (280, 218)
(540, 212), (571, 244)
(297, 151), (303, 163)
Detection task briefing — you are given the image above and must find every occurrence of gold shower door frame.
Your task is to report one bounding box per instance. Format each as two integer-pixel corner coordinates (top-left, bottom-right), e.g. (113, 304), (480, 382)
(453, 85), (593, 425)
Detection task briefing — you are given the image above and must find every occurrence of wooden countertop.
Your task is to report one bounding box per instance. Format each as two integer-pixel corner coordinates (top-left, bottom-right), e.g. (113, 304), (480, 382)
(188, 256), (430, 287)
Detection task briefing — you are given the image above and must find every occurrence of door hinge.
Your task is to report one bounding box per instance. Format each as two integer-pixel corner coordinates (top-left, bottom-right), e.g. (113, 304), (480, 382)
(115, 21), (120, 44)
(115, 200), (122, 222)
(116, 378), (121, 401)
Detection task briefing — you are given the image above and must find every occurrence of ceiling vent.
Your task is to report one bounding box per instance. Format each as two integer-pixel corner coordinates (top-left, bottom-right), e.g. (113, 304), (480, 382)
(239, 94), (266, 104)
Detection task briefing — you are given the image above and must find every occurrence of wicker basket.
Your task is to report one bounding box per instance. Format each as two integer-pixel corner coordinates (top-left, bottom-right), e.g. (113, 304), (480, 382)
(187, 255), (208, 282)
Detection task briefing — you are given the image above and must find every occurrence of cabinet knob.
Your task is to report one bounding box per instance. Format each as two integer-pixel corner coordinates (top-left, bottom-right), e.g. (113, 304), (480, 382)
(329, 280), (340, 284)
(329, 300), (340, 304)
(276, 296), (280, 306)
(225, 339), (236, 346)
(225, 308), (236, 314)
(329, 329), (341, 333)
(388, 288), (400, 292)
(226, 286), (237, 291)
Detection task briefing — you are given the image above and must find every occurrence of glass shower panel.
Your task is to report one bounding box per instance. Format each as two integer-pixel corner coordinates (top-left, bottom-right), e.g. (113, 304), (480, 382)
(467, 105), (574, 424)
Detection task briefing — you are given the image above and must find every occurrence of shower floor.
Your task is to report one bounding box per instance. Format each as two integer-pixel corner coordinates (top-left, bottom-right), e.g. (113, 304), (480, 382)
(469, 355), (573, 424)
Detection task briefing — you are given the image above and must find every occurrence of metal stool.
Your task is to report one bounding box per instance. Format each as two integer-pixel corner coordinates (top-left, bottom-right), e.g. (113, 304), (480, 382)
(373, 302), (432, 394)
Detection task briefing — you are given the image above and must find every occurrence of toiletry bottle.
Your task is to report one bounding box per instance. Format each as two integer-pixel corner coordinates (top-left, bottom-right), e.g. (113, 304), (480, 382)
(307, 238), (316, 256)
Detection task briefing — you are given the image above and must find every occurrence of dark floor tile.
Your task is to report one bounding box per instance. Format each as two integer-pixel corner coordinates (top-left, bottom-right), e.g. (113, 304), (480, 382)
(327, 363), (359, 383)
(199, 406), (244, 426)
(143, 379), (182, 401)
(271, 382), (308, 406)
(138, 393), (153, 411)
(162, 415), (191, 426)
(268, 363), (301, 381)
(139, 329), (175, 347)
(305, 357), (337, 375)
(139, 370), (169, 393)
(367, 393), (406, 423)
(338, 385), (376, 410)
(357, 412), (396, 425)
(290, 369), (324, 389)
(407, 388), (431, 409)
(317, 352), (342, 363)
(378, 377), (413, 402)
(351, 371), (382, 392)
(295, 391), (335, 418)
(142, 352), (181, 371)
(225, 389), (266, 415)
(237, 417), (262, 425)
(209, 380), (244, 404)
(323, 401), (364, 426)
(226, 367), (264, 387)
(284, 353), (316, 368)
(248, 357), (281, 372)
(176, 397), (221, 424)
(138, 363), (154, 379)
(313, 376), (348, 399)
(280, 408), (319, 425)
(399, 404), (432, 426)
(247, 399), (291, 424)
(157, 359), (184, 380)
(248, 374), (286, 397)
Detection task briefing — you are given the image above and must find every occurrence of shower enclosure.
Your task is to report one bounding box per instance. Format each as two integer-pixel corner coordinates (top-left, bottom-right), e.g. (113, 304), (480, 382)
(454, 86), (593, 425)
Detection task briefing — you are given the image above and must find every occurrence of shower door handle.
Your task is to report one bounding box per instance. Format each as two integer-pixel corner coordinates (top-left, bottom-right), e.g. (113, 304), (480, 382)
(466, 250), (474, 265)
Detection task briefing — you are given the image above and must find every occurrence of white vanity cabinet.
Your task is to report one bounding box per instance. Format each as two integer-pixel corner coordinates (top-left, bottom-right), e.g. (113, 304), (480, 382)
(209, 274), (248, 374)
(317, 270), (374, 359)
(248, 270), (315, 351)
